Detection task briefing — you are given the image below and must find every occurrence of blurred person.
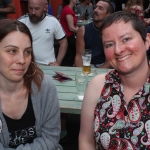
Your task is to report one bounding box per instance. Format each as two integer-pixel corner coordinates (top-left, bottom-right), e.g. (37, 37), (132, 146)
(76, 0), (93, 19)
(60, 0), (79, 66)
(45, 0), (53, 15)
(79, 11), (150, 149)
(75, 0), (115, 68)
(0, 19), (62, 149)
(0, 0), (16, 19)
(124, 0), (150, 27)
(18, 0), (67, 66)
(56, 4), (63, 20)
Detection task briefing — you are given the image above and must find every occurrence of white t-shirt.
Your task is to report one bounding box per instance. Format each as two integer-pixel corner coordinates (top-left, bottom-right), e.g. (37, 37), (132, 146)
(18, 14), (66, 65)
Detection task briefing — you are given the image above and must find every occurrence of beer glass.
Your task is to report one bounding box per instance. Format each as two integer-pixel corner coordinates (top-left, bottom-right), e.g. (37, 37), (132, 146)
(82, 49), (92, 74)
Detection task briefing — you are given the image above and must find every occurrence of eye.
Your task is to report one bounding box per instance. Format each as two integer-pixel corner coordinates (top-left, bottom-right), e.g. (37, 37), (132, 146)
(123, 37), (131, 42)
(8, 49), (16, 54)
(105, 43), (114, 49)
(25, 50), (31, 55)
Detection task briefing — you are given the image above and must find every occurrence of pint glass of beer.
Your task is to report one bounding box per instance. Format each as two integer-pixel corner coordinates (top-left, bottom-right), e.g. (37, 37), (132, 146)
(82, 49), (92, 74)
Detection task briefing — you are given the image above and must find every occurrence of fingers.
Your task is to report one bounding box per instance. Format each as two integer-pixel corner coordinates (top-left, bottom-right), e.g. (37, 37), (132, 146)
(49, 62), (59, 66)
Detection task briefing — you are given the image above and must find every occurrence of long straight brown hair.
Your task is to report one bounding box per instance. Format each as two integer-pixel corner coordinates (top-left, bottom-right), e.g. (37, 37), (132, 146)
(0, 19), (44, 93)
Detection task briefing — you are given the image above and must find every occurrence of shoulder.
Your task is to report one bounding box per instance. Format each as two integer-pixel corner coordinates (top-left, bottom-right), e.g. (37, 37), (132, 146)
(84, 74), (106, 101)
(78, 26), (85, 33)
(4, 0), (12, 4)
(45, 14), (58, 21)
(41, 74), (55, 89)
(18, 14), (29, 21)
(32, 74), (56, 93)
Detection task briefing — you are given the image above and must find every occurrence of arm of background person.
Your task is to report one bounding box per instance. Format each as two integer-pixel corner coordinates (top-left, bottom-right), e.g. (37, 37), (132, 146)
(56, 37), (68, 65)
(49, 37), (67, 66)
(79, 74), (106, 150)
(100, 59), (112, 68)
(66, 14), (78, 33)
(74, 26), (85, 67)
(0, 2), (16, 14)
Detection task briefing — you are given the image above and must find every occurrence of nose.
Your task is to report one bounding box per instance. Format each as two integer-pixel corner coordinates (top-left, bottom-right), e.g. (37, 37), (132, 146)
(31, 9), (36, 15)
(115, 42), (125, 55)
(16, 53), (25, 65)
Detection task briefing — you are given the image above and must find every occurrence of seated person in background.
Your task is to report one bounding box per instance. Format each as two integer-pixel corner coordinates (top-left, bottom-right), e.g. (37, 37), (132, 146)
(79, 11), (150, 150)
(75, 0), (114, 68)
(124, 0), (150, 27)
(0, 0), (16, 19)
(76, 0), (93, 19)
(0, 19), (62, 149)
(18, 0), (67, 66)
(60, 0), (79, 66)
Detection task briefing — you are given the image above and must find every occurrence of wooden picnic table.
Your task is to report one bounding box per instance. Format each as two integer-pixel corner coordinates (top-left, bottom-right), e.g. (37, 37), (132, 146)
(76, 19), (92, 27)
(39, 66), (109, 114)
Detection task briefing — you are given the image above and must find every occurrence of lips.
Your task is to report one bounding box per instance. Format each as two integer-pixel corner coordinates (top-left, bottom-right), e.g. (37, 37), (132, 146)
(12, 69), (25, 74)
(117, 54), (132, 61)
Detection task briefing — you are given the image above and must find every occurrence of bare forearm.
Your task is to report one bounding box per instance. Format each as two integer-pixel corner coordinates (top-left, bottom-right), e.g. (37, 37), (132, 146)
(79, 138), (96, 150)
(69, 26), (79, 33)
(56, 43), (67, 65)
(74, 55), (83, 67)
(0, 7), (15, 14)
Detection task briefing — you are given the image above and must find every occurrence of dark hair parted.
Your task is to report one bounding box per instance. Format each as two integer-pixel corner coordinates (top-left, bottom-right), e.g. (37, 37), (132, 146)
(100, 11), (147, 42)
(99, 0), (115, 14)
(62, 0), (70, 6)
(0, 19), (44, 93)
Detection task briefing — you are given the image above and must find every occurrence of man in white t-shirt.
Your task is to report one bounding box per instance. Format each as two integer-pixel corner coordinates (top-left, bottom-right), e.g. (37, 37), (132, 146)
(18, 0), (67, 66)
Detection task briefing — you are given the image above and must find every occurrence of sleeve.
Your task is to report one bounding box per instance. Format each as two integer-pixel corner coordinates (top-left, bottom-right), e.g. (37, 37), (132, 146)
(4, 0), (12, 5)
(10, 75), (62, 150)
(54, 18), (66, 40)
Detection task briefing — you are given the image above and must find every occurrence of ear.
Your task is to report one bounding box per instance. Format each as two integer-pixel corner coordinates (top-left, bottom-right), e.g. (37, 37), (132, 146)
(145, 33), (150, 51)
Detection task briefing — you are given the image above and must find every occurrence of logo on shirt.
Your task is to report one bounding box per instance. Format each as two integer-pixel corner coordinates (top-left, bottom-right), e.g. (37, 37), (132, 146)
(45, 28), (50, 33)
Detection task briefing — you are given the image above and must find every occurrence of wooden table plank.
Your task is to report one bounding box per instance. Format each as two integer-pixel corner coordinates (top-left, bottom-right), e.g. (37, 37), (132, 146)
(39, 66), (110, 114)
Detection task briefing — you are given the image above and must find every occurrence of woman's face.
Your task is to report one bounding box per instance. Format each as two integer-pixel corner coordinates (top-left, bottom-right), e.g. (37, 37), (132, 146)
(0, 31), (32, 83)
(102, 21), (150, 75)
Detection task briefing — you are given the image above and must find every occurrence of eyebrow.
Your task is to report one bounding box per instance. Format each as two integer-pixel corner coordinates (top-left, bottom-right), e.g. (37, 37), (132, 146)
(103, 33), (131, 44)
(4, 45), (32, 50)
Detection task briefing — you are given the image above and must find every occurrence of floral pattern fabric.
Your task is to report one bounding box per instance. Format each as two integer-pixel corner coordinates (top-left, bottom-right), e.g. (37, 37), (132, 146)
(94, 70), (150, 150)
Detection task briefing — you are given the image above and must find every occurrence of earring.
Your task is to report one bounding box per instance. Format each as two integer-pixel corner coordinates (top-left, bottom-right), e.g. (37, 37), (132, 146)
(26, 61), (37, 77)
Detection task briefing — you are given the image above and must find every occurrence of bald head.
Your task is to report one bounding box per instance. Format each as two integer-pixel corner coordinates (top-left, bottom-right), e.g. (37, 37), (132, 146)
(28, 0), (47, 23)
(28, 0), (46, 5)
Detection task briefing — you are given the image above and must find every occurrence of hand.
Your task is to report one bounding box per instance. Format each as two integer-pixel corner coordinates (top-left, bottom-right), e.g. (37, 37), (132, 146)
(144, 18), (150, 25)
(145, 8), (150, 13)
(49, 62), (59, 66)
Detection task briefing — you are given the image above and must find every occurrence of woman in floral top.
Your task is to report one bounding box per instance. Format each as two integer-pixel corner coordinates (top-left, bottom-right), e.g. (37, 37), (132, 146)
(79, 11), (150, 150)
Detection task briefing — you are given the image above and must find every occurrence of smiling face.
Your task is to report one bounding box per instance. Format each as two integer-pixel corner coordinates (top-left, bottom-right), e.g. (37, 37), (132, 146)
(102, 21), (150, 75)
(0, 31), (32, 83)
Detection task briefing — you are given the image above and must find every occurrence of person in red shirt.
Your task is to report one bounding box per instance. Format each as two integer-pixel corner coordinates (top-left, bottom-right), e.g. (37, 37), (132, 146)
(60, 0), (78, 66)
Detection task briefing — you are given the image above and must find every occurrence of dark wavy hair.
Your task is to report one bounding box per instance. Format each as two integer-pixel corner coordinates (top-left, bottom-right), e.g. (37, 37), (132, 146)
(0, 19), (44, 93)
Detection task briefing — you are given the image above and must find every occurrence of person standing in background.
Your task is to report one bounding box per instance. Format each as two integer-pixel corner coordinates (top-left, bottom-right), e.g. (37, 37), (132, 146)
(60, 0), (78, 66)
(0, 0), (16, 19)
(18, 0), (67, 66)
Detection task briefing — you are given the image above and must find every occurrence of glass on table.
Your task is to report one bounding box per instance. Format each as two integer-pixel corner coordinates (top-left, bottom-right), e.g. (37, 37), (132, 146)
(75, 72), (88, 100)
(82, 49), (92, 74)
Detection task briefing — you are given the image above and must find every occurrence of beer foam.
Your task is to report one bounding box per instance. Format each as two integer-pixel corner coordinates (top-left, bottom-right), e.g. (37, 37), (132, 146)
(83, 62), (90, 66)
